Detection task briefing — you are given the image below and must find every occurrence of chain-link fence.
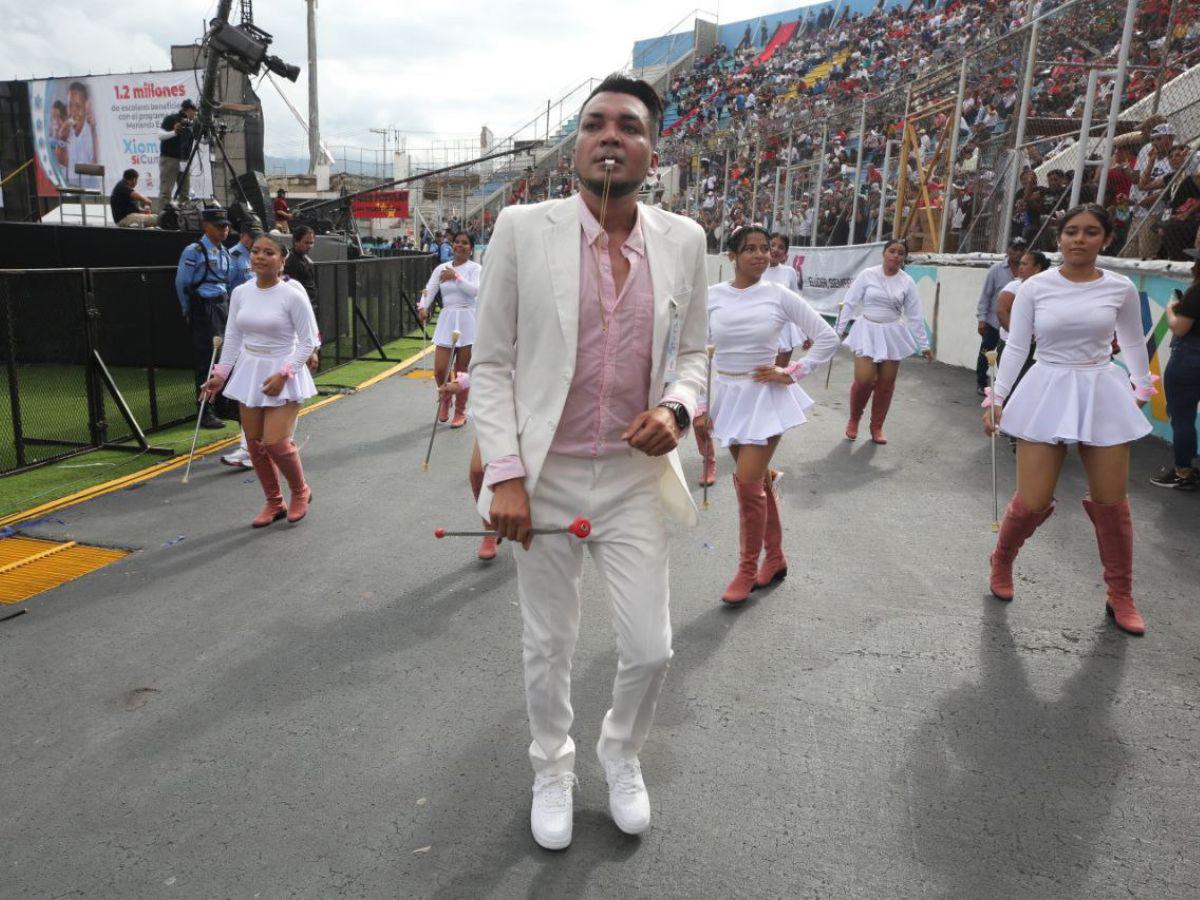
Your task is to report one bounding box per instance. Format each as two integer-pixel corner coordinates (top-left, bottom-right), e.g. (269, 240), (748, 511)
(0, 254), (434, 475)
(653, 0), (1200, 257)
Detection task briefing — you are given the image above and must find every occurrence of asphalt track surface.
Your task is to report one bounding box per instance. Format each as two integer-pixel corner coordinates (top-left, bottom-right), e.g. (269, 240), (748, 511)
(2, 356), (1198, 899)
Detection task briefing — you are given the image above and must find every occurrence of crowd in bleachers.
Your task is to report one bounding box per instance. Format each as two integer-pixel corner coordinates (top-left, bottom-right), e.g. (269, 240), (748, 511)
(652, 0), (1200, 259)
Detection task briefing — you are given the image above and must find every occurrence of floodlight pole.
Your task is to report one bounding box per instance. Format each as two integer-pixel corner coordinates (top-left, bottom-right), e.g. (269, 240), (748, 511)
(307, 0), (321, 173)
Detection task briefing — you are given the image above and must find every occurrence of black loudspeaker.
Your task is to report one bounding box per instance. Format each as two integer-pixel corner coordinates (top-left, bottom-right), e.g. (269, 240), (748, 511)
(234, 170), (274, 230)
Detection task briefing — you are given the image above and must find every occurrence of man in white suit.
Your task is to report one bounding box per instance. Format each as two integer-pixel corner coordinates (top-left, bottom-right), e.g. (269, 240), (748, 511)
(470, 75), (709, 850)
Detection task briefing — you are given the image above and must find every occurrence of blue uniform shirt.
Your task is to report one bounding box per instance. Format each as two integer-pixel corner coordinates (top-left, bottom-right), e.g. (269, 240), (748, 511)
(229, 243), (255, 286)
(439, 240), (453, 263)
(175, 235), (236, 316)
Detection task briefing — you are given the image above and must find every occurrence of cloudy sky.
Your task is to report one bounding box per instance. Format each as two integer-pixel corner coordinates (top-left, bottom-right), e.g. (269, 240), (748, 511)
(2, 0), (813, 165)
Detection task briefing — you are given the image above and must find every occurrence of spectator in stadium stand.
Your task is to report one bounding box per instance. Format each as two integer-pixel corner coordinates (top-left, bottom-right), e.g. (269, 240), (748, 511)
(175, 206), (237, 430)
(439, 231), (454, 263)
(976, 237), (1028, 395)
(110, 169), (158, 228)
(1150, 255), (1200, 490)
(1129, 122), (1176, 257)
(158, 99), (197, 209)
(273, 190), (293, 234)
(1159, 153), (1200, 260)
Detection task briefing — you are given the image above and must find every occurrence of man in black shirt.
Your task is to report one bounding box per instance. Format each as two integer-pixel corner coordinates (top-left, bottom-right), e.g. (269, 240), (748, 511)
(110, 169), (158, 227)
(159, 99), (198, 209)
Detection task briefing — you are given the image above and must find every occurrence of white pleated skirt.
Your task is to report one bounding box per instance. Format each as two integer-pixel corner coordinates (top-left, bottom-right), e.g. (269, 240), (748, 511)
(710, 374), (816, 447)
(844, 318), (918, 362)
(999, 361), (1152, 446)
(433, 307), (476, 348)
(778, 322), (807, 352)
(223, 349), (318, 408)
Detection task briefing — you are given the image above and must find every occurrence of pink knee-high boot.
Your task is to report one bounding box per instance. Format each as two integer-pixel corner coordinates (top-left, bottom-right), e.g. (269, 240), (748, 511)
(869, 379), (896, 444)
(1082, 497), (1146, 636)
(247, 439), (286, 528)
(265, 438), (311, 523)
(846, 380), (874, 440)
(469, 466), (499, 560)
(755, 473), (788, 588)
(989, 493), (1055, 600)
(437, 380), (452, 423)
(695, 426), (717, 486)
(451, 386), (469, 429)
(723, 475), (767, 604)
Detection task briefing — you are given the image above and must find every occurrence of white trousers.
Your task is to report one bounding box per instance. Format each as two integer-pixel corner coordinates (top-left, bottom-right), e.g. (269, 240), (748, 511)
(517, 450), (673, 776)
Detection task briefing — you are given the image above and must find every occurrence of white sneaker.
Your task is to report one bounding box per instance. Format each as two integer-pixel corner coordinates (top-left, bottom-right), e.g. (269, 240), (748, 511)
(531, 772), (576, 850)
(599, 752), (651, 835)
(220, 447), (252, 469)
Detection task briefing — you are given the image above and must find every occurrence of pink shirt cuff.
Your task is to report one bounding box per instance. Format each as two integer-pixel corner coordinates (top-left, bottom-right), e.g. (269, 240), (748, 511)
(455, 371), (470, 390)
(660, 391), (694, 423)
(484, 455), (526, 488)
(783, 360), (810, 381)
(1132, 373), (1160, 400)
(212, 363), (232, 380)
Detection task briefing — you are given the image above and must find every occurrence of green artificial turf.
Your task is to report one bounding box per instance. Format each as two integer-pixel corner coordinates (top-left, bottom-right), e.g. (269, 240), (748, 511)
(0, 329), (433, 521)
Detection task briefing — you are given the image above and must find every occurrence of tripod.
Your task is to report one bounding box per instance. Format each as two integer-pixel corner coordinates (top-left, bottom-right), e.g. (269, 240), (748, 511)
(171, 0), (260, 227)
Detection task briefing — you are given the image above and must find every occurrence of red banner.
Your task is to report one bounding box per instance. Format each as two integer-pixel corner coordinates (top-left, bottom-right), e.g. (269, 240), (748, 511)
(351, 191), (409, 219)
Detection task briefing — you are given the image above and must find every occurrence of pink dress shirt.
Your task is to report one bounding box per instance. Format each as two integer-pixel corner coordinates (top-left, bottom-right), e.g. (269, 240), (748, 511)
(484, 195), (659, 487)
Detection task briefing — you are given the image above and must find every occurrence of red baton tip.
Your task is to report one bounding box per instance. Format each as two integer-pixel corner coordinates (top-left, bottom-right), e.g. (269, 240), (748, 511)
(433, 527), (446, 539)
(568, 517), (592, 539)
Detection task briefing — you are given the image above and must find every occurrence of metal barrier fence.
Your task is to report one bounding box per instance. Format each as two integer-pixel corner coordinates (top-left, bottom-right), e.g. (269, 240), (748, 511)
(655, 0), (1200, 258)
(0, 254), (435, 476)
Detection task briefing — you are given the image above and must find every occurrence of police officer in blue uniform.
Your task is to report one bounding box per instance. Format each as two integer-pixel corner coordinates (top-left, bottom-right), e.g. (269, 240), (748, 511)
(228, 221), (262, 286)
(175, 206), (237, 429)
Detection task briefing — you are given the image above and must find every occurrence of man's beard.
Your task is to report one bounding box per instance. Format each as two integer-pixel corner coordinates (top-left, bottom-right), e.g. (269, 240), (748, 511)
(580, 175), (642, 198)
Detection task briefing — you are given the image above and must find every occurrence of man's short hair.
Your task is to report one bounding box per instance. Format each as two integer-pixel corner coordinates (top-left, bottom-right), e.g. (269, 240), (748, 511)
(122, 168), (138, 181)
(581, 74), (664, 146)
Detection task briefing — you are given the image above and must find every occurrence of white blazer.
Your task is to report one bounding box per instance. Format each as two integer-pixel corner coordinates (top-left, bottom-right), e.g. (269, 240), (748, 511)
(470, 197), (710, 527)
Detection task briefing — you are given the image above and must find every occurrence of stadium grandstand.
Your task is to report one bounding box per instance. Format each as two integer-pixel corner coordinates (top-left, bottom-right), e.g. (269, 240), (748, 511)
(463, 0), (1200, 264)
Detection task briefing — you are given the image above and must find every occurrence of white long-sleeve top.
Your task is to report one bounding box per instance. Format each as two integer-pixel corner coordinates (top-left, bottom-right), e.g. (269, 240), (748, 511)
(707, 280), (839, 378)
(419, 259), (481, 310)
(995, 267), (1153, 401)
(762, 262), (800, 293)
(836, 265), (929, 351)
(217, 279), (320, 374)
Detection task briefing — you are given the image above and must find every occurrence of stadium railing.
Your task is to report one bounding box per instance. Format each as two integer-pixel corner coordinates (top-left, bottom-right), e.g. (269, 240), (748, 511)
(0, 254), (435, 476)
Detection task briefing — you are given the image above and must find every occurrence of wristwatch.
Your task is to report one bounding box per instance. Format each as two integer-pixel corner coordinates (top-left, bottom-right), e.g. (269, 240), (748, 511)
(657, 401), (690, 433)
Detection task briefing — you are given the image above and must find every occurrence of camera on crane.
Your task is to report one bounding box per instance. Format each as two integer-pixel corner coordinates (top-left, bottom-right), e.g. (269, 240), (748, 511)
(208, 20), (300, 82)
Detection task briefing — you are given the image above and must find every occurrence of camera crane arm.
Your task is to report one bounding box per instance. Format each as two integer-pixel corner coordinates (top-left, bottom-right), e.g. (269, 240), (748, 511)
(300, 144), (536, 216)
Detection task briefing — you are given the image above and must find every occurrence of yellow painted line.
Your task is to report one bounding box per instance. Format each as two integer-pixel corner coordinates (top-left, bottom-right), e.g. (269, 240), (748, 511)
(0, 344), (435, 529)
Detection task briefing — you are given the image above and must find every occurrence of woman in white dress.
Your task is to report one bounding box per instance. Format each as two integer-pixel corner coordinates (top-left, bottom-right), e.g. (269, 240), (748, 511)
(836, 240), (932, 444)
(202, 234), (320, 527)
(982, 204), (1156, 635)
(704, 225), (839, 604)
(995, 250), (1051, 400)
(763, 232), (811, 367)
(418, 231), (480, 428)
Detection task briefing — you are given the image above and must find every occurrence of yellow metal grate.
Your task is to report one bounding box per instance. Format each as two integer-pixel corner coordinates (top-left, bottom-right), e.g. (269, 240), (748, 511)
(0, 536), (130, 604)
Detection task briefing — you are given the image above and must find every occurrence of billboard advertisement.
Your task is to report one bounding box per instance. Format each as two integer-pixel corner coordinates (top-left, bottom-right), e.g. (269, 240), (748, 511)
(351, 191), (410, 220)
(28, 71), (211, 199)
